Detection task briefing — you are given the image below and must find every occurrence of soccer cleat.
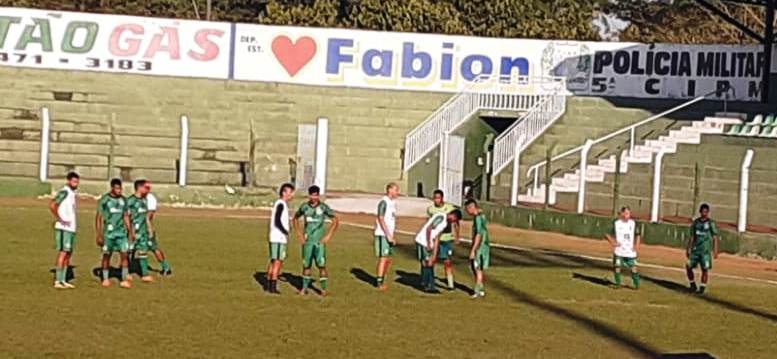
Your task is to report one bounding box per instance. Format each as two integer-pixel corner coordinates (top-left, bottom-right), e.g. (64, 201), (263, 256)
(101, 279), (112, 287)
(119, 280), (132, 289)
(54, 282), (67, 289)
(689, 282), (698, 293)
(698, 286), (707, 295)
(470, 292), (480, 299)
(141, 276), (155, 283)
(62, 282), (76, 289)
(162, 269), (173, 277)
(378, 284), (389, 292)
(479, 291), (486, 298)
(299, 289), (308, 296)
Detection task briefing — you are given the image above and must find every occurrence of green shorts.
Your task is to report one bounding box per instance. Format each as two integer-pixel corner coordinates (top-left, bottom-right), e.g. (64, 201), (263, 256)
(437, 240), (454, 260)
(55, 230), (76, 252)
(269, 242), (287, 261)
(687, 251), (712, 271)
(416, 243), (434, 263)
(374, 236), (394, 258)
(134, 234), (154, 256)
(102, 233), (129, 254)
(302, 242), (326, 268)
(613, 256), (638, 269)
(471, 247), (490, 271)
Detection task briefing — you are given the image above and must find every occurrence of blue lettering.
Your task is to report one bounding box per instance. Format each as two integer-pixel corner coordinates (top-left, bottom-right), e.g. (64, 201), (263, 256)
(499, 57), (529, 77)
(461, 55), (493, 81)
(362, 49), (392, 77)
(326, 38), (354, 75)
(441, 42), (455, 81)
(401, 42), (432, 79)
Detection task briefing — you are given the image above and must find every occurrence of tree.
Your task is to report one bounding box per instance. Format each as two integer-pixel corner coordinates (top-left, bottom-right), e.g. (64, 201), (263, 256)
(605, 0), (772, 44)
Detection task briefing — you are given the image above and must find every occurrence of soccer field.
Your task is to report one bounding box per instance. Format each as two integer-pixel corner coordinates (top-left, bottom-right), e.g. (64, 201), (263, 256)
(1, 199), (776, 358)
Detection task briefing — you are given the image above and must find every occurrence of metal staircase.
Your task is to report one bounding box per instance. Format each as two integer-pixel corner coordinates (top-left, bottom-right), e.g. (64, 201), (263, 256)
(402, 75), (567, 172)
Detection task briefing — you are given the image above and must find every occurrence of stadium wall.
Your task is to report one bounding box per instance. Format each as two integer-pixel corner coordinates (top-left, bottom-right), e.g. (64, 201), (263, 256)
(0, 66), (449, 193)
(481, 202), (777, 260)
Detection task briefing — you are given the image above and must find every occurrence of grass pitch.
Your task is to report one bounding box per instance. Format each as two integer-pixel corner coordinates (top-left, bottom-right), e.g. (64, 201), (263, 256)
(1, 200), (776, 358)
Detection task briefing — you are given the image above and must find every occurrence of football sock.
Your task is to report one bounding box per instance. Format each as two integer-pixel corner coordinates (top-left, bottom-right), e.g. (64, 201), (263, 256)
(631, 272), (641, 289)
(376, 276), (384, 287)
(320, 277), (329, 290)
(139, 258), (149, 276)
(121, 267), (129, 281)
(474, 283), (483, 293)
(446, 273), (454, 288)
(423, 267), (434, 289)
(302, 276), (311, 290)
(161, 260), (171, 271)
(55, 267), (63, 283)
(614, 272), (623, 285)
(102, 269), (110, 281)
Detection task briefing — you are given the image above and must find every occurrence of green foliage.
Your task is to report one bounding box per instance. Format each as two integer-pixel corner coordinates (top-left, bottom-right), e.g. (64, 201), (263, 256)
(1, 0), (605, 41)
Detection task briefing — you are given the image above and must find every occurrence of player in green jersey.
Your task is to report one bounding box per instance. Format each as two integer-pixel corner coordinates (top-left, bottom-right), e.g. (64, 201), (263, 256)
(96, 178), (134, 289)
(465, 199), (490, 298)
(293, 185), (339, 296)
(686, 203), (720, 294)
(428, 189), (460, 290)
(127, 180), (155, 283)
(49, 172), (80, 289)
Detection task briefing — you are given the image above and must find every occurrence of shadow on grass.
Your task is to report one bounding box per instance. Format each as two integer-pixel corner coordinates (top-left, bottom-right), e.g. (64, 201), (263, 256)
(91, 266), (125, 280)
(350, 267), (376, 288)
(642, 275), (777, 323)
(395, 270), (427, 293)
(659, 353), (717, 359)
(489, 278), (664, 358)
(433, 276), (475, 295)
(49, 266), (76, 282)
(572, 272), (614, 287)
(252, 271), (321, 294)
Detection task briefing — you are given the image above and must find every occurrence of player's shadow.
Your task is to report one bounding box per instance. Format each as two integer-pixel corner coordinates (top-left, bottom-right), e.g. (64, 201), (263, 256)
(433, 276), (475, 295)
(489, 277), (663, 358)
(253, 271), (321, 294)
(49, 266), (76, 282)
(572, 272), (614, 287)
(91, 266), (124, 280)
(350, 267), (376, 288)
(642, 275), (777, 323)
(394, 270), (427, 293)
(252, 271), (270, 290)
(659, 353), (717, 359)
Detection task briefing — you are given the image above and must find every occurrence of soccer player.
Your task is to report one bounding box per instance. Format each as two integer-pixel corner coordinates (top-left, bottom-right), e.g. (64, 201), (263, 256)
(428, 189), (460, 290)
(49, 172), (80, 289)
(127, 180), (154, 283)
(96, 178), (134, 288)
(294, 185), (339, 296)
(465, 199), (490, 298)
(686, 203), (720, 294)
(374, 182), (399, 291)
(415, 209), (462, 294)
(605, 206), (641, 290)
(144, 184), (172, 276)
(267, 183), (295, 294)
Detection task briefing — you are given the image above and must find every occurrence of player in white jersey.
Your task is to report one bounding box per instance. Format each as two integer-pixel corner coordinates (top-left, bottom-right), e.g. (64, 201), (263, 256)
(605, 206), (642, 289)
(49, 172), (80, 289)
(374, 182), (399, 291)
(266, 183), (295, 294)
(415, 209), (462, 293)
(143, 186), (172, 276)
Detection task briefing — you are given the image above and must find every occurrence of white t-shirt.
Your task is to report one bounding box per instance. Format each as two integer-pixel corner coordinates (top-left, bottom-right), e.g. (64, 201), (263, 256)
(269, 199), (290, 244)
(54, 186), (77, 233)
(374, 196), (397, 237)
(415, 213), (447, 247)
(612, 219), (639, 258)
(146, 192), (159, 211)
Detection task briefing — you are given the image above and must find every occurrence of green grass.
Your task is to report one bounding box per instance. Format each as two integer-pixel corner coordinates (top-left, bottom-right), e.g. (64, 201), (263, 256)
(2, 203), (777, 358)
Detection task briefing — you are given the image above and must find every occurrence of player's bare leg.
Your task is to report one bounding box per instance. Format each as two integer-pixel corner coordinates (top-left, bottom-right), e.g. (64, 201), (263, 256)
(119, 252), (131, 288)
(101, 254), (112, 287)
(686, 265), (697, 292)
(319, 267), (329, 296)
(699, 270), (709, 294)
(377, 257), (391, 291)
(443, 259), (455, 290)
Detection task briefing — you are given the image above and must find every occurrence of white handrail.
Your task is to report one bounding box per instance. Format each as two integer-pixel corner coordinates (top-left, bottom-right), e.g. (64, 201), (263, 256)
(403, 74), (566, 171)
(738, 149), (755, 232)
(39, 107), (50, 182)
(491, 90), (566, 175)
(525, 87), (732, 190)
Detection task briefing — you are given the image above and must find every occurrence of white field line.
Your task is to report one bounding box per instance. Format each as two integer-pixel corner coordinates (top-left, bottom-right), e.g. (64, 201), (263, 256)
(233, 215), (777, 286)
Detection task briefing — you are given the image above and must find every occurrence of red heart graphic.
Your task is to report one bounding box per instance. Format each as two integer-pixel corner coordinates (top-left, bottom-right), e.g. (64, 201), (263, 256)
(271, 35), (317, 77)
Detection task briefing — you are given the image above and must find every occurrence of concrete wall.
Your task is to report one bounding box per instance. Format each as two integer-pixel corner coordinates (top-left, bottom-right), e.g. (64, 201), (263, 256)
(0, 67), (449, 193)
